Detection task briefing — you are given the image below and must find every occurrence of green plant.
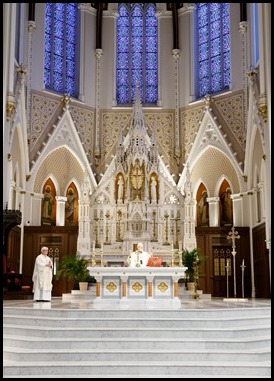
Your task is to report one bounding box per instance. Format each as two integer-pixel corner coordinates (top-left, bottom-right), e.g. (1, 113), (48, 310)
(56, 254), (92, 283)
(182, 248), (204, 283)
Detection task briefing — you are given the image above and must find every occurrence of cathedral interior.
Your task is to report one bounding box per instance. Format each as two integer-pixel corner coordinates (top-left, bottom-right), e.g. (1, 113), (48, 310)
(3, 3), (271, 299)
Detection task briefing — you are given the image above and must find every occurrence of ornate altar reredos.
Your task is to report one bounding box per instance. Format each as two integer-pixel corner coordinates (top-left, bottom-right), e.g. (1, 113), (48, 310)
(78, 89), (195, 262)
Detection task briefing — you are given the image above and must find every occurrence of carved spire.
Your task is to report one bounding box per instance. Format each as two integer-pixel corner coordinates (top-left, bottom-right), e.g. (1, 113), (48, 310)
(127, 85), (148, 165)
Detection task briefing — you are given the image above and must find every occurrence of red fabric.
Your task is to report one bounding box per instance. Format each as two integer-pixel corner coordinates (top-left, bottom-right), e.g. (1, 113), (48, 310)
(147, 257), (163, 267)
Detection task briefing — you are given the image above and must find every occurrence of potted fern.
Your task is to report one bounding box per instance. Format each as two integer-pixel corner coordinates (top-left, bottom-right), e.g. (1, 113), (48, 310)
(182, 248), (204, 291)
(56, 254), (94, 291)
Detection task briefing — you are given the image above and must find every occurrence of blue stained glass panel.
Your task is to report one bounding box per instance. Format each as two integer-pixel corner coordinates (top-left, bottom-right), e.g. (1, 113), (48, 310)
(67, 43), (75, 60)
(132, 38), (143, 51)
(196, 3), (230, 97)
(198, 27), (208, 44)
(146, 38), (157, 52)
(223, 34), (230, 51)
(211, 74), (222, 91)
(199, 44), (209, 61)
(146, 54), (157, 69)
(199, 61), (208, 78)
(116, 3), (158, 105)
(211, 38), (221, 56)
(132, 52), (142, 68)
(44, 3), (78, 96)
(211, 21), (221, 38)
(117, 38), (129, 51)
(211, 56), (221, 74)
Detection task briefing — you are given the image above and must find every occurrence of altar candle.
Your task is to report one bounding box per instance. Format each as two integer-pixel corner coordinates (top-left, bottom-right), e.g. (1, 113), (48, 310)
(92, 241), (95, 252)
(242, 259), (244, 266)
(171, 242), (174, 251)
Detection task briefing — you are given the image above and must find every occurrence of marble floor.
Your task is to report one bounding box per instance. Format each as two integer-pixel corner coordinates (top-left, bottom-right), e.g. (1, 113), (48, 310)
(3, 296), (271, 311)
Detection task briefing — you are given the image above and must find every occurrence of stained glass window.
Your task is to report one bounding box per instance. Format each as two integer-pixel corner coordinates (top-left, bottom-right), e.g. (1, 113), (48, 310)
(44, 3), (79, 97)
(195, 3), (230, 98)
(116, 3), (158, 105)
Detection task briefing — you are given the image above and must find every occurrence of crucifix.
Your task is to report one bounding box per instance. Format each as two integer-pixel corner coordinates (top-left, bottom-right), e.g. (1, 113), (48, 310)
(227, 226), (240, 298)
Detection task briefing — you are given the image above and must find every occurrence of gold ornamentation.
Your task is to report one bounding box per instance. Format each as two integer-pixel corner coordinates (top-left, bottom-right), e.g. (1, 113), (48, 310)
(258, 103), (267, 123)
(157, 282), (168, 293)
(247, 66), (258, 78)
(106, 281), (117, 293)
(61, 93), (71, 104)
(132, 282), (143, 293)
(130, 162), (144, 189)
(6, 101), (15, 121)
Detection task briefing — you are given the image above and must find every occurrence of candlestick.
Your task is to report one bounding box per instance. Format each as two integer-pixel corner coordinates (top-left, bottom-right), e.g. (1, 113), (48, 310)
(100, 244), (104, 267)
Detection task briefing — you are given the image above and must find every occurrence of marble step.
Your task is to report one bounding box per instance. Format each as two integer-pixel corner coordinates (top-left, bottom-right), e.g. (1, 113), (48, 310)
(4, 345), (271, 363)
(3, 302), (271, 318)
(3, 360), (271, 377)
(3, 324), (270, 339)
(3, 335), (271, 351)
(3, 314), (270, 328)
(4, 301), (270, 378)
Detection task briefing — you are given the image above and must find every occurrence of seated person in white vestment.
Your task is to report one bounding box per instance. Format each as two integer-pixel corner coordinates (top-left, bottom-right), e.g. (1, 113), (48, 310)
(127, 242), (152, 268)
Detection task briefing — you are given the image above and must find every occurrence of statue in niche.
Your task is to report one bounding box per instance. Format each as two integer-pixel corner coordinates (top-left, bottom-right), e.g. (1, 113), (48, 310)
(198, 190), (209, 226)
(65, 188), (77, 221)
(117, 175), (124, 202)
(150, 176), (157, 203)
(130, 161), (144, 200)
(42, 185), (54, 220)
(220, 187), (233, 225)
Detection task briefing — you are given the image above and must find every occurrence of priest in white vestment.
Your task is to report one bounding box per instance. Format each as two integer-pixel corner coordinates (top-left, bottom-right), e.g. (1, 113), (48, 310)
(127, 242), (151, 268)
(32, 246), (53, 302)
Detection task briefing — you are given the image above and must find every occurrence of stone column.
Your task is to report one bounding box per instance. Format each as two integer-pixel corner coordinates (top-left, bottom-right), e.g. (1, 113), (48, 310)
(207, 197), (220, 227)
(55, 196), (67, 226)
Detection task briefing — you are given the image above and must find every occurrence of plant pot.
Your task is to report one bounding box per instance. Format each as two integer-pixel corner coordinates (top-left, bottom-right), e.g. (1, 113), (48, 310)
(79, 282), (88, 291)
(187, 282), (195, 291)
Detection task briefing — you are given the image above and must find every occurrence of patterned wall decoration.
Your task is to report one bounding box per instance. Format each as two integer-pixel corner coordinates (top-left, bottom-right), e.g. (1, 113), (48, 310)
(30, 93), (60, 150)
(180, 105), (205, 162)
(215, 92), (245, 149)
(34, 147), (85, 194)
(191, 147), (240, 196)
(69, 105), (95, 163)
(30, 91), (245, 189)
(30, 91), (95, 169)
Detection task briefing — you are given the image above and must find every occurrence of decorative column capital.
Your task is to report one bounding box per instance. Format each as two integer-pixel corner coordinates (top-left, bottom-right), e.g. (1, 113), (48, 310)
(238, 21), (248, 34)
(258, 94), (267, 123)
(172, 49), (180, 60)
(6, 98), (16, 121)
(61, 93), (71, 108)
(28, 20), (36, 33)
(95, 49), (103, 60)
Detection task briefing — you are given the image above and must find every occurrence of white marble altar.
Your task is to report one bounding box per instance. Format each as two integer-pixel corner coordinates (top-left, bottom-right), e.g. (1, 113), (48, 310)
(87, 266), (187, 309)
